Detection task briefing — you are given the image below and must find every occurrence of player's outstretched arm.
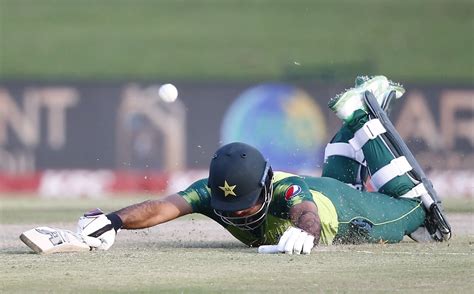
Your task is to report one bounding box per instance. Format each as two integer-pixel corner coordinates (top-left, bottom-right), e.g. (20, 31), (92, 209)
(76, 194), (193, 251)
(20, 194), (194, 254)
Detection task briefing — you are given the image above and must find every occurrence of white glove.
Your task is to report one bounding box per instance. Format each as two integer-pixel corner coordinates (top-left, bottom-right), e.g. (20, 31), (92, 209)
(77, 208), (117, 250)
(277, 227), (315, 255)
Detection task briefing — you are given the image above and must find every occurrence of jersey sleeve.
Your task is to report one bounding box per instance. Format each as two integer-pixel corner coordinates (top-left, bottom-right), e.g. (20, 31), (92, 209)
(278, 176), (315, 206)
(177, 178), (212, 213)
(270, 174), (315, 216)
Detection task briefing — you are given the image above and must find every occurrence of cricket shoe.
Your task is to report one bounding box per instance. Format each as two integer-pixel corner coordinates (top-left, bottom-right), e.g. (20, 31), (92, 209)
(329, 75), (405, 122)
(408, 225), (436, 243)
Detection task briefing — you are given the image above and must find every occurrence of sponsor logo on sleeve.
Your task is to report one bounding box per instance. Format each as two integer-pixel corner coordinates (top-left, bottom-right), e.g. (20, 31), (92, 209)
(284, 185), (302, 201)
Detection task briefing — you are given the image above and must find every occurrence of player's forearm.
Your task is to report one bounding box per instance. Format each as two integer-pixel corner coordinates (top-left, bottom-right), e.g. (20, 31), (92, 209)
(114, 200), (163, 229)
(114, 194), (192, 229)
(289, 201), (321, 244)
(295, 210), (321, 244)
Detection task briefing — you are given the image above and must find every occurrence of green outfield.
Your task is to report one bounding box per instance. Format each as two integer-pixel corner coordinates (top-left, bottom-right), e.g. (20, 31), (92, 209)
(0, 196), (472, 292)
(1, 0), (473, 82)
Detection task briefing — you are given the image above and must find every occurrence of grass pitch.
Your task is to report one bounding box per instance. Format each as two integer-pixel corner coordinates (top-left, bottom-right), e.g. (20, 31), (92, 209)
(1, 197), (473, 293)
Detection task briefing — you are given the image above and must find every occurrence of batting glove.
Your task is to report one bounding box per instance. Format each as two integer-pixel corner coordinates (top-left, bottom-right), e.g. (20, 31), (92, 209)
(77, 208), (122, 250)
(277, 227), (315, 255)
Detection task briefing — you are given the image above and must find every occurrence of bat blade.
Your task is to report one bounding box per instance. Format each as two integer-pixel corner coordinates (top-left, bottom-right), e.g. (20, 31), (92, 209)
(20, 227), (91, 254)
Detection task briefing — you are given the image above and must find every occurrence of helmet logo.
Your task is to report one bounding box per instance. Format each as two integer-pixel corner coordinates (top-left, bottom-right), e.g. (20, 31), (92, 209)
(219, 180), (237, 197)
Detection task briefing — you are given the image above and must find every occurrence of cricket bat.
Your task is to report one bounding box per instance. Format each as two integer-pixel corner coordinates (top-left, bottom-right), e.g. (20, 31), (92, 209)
(20, 226), (98, 254)
(258, 245), (280, 254)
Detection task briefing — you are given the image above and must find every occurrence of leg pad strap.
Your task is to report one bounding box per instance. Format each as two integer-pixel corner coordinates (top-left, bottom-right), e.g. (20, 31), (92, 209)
(349, 119), (386, 151)
(324, 143), (365, 165)
(370, 156), (412, 190)
(399, 183), (428, 199)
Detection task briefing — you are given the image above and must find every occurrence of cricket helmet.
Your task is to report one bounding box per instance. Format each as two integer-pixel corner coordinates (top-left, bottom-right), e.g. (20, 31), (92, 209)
(208, 142), (273, 230)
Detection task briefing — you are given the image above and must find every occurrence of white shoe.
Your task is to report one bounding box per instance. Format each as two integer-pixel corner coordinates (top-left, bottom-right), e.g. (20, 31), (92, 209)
(408, 226), (436, 242)
(329, 75), (405, 122)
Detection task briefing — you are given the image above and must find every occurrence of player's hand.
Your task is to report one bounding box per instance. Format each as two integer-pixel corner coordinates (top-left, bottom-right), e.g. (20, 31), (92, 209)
(277, 227), (315, 255)
(77, 208), (117, 250)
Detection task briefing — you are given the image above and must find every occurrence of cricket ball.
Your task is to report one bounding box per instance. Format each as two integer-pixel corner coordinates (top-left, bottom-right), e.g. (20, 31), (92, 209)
(158, 83), (178, 103)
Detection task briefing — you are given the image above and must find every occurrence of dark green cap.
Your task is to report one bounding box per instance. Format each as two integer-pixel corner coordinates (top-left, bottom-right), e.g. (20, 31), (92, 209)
(209, 142), (268, 212)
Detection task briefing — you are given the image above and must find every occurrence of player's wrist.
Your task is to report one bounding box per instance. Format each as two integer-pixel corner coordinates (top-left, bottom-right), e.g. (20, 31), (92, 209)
(106, 213), (123, 232)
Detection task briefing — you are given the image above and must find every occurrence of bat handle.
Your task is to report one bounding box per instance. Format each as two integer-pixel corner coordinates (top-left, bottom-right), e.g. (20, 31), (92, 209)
(257, 245), (280, 254)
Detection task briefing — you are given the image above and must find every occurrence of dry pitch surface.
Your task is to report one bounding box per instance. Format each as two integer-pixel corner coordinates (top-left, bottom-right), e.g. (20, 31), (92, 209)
(1, 198), (473, 293)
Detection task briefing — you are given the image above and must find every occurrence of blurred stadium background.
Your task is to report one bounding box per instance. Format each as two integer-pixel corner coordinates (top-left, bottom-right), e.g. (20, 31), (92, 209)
(0, 0), (472, 203)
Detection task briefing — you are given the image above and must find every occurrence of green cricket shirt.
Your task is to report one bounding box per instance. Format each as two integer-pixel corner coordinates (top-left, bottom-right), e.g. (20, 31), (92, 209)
(178, 171), (339, 246)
